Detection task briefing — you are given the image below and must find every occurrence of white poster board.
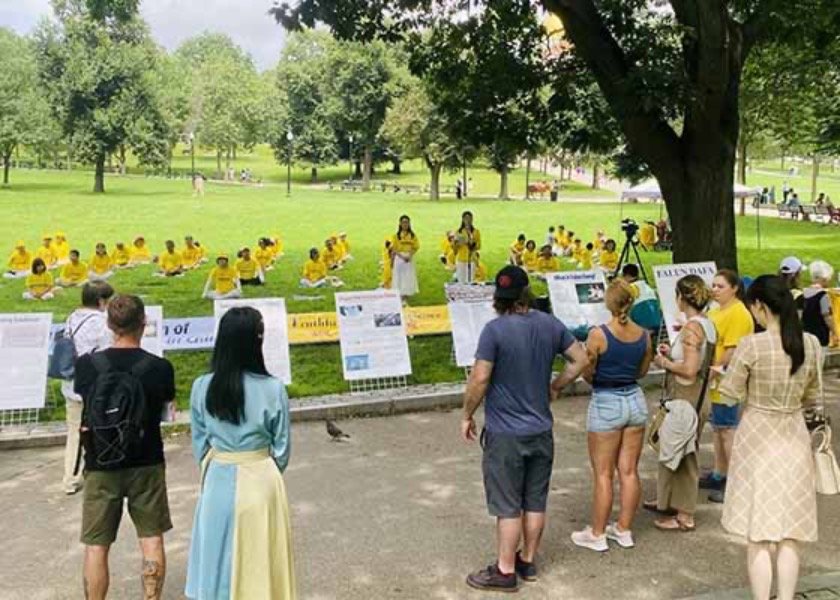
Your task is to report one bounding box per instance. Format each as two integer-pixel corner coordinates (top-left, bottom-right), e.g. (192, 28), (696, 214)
(214, 298), (292, 385)
(445, 284), (497, 368)
(335, 290), (412, 380)
(162, 317), (216, 351)
(141, 305), (165, 357)
(653, 262), (717, 343)
(0, 313), (52, 410)
(546, 271), (611, 329)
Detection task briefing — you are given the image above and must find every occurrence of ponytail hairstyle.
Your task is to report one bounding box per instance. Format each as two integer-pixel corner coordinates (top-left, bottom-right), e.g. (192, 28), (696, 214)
(715, 268), (745, 301)
(675, 275), (712, 312)
(396, 215), (415, 239)
(745, 275), (805, 375)
(606, 279), (635, 325)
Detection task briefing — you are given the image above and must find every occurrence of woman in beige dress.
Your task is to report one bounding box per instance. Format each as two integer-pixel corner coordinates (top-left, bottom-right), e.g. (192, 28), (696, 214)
(644, 275), (716, 531)
(719, 275), (820, 600)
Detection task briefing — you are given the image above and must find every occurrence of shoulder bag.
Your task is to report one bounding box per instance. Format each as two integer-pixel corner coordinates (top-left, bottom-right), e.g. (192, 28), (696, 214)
(812, 348), (840, 495)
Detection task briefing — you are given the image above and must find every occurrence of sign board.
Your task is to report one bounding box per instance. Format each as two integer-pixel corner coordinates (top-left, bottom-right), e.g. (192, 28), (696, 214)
(141, 305), (165, 357)
(445, 284), (497, 368)
(215, 298), (292, 385)
(546, 270), (611, 330)
(335, 290), (412, 381)
(653, 262), (718, 342)
(162, 316), (216, 351)
(0, 313), (52, 410)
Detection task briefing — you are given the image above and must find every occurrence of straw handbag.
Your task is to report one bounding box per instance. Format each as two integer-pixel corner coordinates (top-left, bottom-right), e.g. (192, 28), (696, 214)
(813, 356), (840, 495)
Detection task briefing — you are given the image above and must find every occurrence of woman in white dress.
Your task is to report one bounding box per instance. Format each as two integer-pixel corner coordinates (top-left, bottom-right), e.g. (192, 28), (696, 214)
(390, 215), (419, 301)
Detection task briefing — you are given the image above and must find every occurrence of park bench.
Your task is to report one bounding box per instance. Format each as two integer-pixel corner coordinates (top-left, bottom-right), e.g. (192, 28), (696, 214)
(340, 180), (364, 192)
(776, 204), (797, 219)
(800, 205), (818, 222)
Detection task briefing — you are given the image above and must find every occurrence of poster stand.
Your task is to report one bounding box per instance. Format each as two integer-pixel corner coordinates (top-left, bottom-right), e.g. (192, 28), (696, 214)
(349, 375), (408, 396)
(0, 407), (41, 429)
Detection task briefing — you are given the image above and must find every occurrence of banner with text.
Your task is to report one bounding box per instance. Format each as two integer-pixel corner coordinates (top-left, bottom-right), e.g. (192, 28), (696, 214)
(0, 313), (52, 410)
(142, 306), (165, 357)
(547, 271), (611, 331)
(653, 262), (718, 343)
(445, 284), (497, 368)
(215, 298), (292, 384)
(336, 290), (412, 381)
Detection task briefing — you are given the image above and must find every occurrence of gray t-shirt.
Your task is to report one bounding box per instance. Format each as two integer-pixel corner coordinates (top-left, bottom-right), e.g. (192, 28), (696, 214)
(475, 310), (576, 436)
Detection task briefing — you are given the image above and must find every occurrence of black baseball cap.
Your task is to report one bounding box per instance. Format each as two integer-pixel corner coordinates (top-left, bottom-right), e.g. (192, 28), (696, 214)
(494, 265), (530, 300)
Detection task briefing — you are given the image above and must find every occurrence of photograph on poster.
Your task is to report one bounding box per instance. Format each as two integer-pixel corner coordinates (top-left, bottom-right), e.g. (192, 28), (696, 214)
(576, 283), (606, 304)
(374, 313), (402, 328)
(345, 355), (370, 371)
(340, 305), (364, 318)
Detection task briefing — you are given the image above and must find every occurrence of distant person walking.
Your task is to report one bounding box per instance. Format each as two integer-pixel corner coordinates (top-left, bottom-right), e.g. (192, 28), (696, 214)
(462, 266), (588, 593)
(720, 276), (822, 600)
(572, 280), (652, 552)
(186, 307), (295, 600)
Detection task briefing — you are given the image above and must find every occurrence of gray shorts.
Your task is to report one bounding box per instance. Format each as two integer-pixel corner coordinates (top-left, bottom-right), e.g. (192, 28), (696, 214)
(482, 429), (554, 518)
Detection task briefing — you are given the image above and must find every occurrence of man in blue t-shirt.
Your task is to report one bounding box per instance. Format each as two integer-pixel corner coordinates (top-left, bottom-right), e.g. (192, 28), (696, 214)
(462, 266), (588, 593)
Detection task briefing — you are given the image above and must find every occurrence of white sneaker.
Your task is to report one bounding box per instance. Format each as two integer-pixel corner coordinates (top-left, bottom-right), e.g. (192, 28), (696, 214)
(571, 527), (608, 552)
(605, 523), (635, 548)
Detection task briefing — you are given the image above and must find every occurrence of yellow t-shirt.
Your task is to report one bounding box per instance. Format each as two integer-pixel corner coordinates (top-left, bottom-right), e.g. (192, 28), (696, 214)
(340, 238), (350, 254)
(182, 246), (202, 268)
(600, 251), (619, 271)
(209, 266), (238, 294)
(579, 252), (593, 270)
(60, 261), (89, 285)
(8, 250), (32, 271)
(131, 244), (151, 263)
(391, 231), (420, 255)
(321, 247), (340, 269)
(537, 256), (560, 273)
(90, 254), (112, 275)
(111, 248), (131, 267)
(236, 258), (261, 280)
(302, 259), (327, 283)
(160, 251), (183, 273)
(36, 246), (56, 267)
(51, 240), (70, 262)
(255, 247), (274, 269)
(333, 241), (347, 262)
(523, 249), (538, 271)
(709, 300), (755, 403)
(510, 240), (526, 257)
(454, 228), (480, 262)
(474, 262), (488, 283)
(553, 231), (565, 248)
(593, 237), (603, 252)
(640, 224), (656, 247)
(382, 247), (392, 287)
(572, 245), (585, 262)
(26, 271), (54, 295)
(270, 238), (284, 257)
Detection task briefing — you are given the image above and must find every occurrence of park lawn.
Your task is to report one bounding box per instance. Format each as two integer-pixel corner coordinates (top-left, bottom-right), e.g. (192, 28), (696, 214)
(2, 168), (837, 414)
(747, 159), (840, 203)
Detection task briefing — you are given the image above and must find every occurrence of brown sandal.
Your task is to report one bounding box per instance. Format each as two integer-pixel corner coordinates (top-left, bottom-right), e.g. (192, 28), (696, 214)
(643, 500), (677, 516)
(654, 517), (695, 532)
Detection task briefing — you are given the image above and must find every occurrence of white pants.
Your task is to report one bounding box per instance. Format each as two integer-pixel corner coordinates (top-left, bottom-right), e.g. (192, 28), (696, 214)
(63, 399), (84, 490)
(23, 291), (54, 300)
(89, 271), (113, 281)
(57, 278), (88, 288)
(4, 270), (28, 279)
(300, 278), (327, 288)
(205, 289), (242, 300)
(456, 261), (475, 284)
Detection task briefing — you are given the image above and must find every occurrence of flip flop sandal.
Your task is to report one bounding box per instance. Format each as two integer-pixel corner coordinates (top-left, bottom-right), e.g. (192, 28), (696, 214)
(654, 517), (696, 532)
(643, 500), (677, 516)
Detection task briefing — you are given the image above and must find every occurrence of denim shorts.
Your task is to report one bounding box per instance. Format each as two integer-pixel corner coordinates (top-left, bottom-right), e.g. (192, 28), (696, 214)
(587, 386), (649, 433)
(710, 403), (740, 429)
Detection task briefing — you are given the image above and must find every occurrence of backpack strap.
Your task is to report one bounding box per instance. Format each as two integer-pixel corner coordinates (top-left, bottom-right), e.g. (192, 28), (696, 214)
(90, 352), (111, 374)
(130, 354), (157, 379)
(69, 313), (98, 340)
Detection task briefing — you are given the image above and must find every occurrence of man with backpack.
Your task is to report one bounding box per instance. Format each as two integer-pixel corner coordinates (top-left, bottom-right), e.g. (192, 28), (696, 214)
(60, 281), (115, 495)
(74, 294), (175, 600)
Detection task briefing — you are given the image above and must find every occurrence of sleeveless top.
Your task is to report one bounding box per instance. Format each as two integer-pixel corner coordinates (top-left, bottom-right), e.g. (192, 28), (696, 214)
(592, 325), (648, 390)
(667, 315), (717, 402)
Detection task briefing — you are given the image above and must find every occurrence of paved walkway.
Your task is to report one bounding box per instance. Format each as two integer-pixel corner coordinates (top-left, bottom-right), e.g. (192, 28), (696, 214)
(2, 393), (839, 600)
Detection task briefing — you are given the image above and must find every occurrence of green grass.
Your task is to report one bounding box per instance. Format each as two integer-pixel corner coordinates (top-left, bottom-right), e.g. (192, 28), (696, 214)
(748, 159), (840, 203)
(2, 166), (836, 414)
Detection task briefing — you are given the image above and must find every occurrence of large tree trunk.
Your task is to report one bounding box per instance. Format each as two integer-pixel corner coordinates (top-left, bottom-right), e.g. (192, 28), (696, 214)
(737, 138), (748, 185)
(780, 154), (786, 172)
(311, 166), (318, 183)
(391, 157), (401, 174)
(216, 150), (222, 176)
(362, 145), (373, 190)
(498, 164), (509, 200)
(592, 160), (600, 189)
(354, 160), (362, 179)
(118, 145), (127, 176)
(811, 155), (820, 203)
(3, 152), (11, 185)
(93, 154), (106, 193)
(525, 156), (532, 199)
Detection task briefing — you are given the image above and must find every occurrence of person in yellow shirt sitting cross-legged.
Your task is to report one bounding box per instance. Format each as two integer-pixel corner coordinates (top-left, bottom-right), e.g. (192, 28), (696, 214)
(300, 248), (343, 288)
(321, 238), (342, 271)
(509, 234), (527, 266)
(338, 232), (353, 263)
(130, 236), (152, 265)
(236, 247), (264, 286)
(57, 250), (89, 287)
(535, 244), (560, 280)
(599, 239), (619, 273)
(89, 243), (114, 281)
(202, 255), (242, 300)
(182, 235), (207, 270)
(473, 252), (488, 283)
(52, 232), (71, 265)
(5, 241), (32, 279)
(24, 259), (56, 301)
(111, 242), (132, 269)
(156, 240), (184, 277)
(522, 240), (539, 272)
(36, 235), (58, 270)
(255, 238), (275, 272)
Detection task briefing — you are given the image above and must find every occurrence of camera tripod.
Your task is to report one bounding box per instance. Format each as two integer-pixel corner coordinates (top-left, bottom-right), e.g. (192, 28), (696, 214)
(614, 235), (650, 283)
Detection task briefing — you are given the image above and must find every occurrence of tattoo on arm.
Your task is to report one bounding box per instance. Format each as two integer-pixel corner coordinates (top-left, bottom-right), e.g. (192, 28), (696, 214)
(142, 559), (165, 600)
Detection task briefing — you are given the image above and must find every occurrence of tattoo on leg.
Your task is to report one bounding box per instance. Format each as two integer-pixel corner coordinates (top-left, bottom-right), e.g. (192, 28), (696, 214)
(142, 559), (164, 600)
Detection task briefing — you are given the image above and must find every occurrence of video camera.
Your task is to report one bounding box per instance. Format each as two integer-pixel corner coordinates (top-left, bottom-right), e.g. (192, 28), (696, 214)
(621, 218), (639, 240)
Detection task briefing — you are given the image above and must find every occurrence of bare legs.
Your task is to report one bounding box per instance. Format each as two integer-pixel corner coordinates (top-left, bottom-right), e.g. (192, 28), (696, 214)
(588, 427), (645, 535)
(83, 545), (110, 600)
(139, 536), (166, 600)
(496, 512), (546, 573)
(747, 540), (801, 600)
(713, 428), (736, 477)
(616, 427), (645, 531)
(520, 512), (545, 563)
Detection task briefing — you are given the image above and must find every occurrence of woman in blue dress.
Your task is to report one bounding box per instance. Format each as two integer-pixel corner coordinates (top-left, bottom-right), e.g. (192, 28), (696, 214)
(186, 307), (296, 600)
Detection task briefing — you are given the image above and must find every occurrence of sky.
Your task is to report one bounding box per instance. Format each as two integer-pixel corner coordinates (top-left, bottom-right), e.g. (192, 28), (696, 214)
(0, 0), (288, 70)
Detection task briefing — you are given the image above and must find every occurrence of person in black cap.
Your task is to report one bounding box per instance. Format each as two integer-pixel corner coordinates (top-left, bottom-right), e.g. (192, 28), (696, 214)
(462, 266), (588, 593)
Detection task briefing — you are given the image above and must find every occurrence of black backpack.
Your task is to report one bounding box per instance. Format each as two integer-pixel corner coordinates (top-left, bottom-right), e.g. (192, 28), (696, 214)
(78, 353), (154, 471)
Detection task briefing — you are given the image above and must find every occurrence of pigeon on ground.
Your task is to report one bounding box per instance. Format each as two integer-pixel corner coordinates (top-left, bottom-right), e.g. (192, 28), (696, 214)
(326, 419), (351, 441)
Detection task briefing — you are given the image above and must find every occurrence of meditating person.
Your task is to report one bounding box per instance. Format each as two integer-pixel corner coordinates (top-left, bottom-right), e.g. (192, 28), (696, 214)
(57, 250), (90, 288)
(509, 234), (527, 266)
(236, 248), (264, 286)
(6, 240), (32, 279)
(255, 238), (276, 273)
(52, 232), (71, 265)
(111, 242), (132, 269)
(23, 258), (56, 301)
(36, 235), (58, 270)
(599, 239), (619, 273)
(522, 240), (539, 273)
(535, 244), (560, 279)
(203, 255), (242, 300)
(158, 240), (184, 277)
(300, 248), (342, 289)
(321, 238), (341, 271)
(89, 243), (115, 282)
(130, 236), (152, 265)
(338, 232), (353, 262)
(182, 236), (205, 270)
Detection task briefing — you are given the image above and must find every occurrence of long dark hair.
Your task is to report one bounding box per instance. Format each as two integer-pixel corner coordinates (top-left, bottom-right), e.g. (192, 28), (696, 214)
(206, 307), (270, 424)
(396, 214), (415, 239)
(745, 275), (805, 375)
(459, 210), (474, 233)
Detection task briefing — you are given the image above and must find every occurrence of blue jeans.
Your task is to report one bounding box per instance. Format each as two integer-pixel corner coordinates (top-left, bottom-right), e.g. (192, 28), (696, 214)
(587, 386), (649, 433)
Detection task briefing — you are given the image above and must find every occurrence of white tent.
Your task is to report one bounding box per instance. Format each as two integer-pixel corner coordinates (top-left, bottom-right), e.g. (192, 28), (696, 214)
(621, 180), (761, 200)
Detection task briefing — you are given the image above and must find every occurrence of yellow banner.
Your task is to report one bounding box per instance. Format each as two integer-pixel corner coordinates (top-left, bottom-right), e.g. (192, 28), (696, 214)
(287, 305), (452, 345)
(828, 290), (840, 347)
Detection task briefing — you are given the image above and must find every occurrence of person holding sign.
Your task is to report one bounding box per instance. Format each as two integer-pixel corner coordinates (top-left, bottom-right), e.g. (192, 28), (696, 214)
(462, 266), (588, 593)
(391, 215), (420, 301)
(203, 255), (242, 300)
(454, 211), (481, 283)
(644, 275), (716, 532)
(23, 258), (56, 301)
(6, 240), (32, 279)
(58, 250), (90, 288)
(186, 307), (296, 600)
(572, 280), (651, 552)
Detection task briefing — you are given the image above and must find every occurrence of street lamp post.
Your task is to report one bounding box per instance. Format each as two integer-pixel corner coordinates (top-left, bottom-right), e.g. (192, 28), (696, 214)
(348, 134), (354, 180)
(286, 130), (294, 196)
